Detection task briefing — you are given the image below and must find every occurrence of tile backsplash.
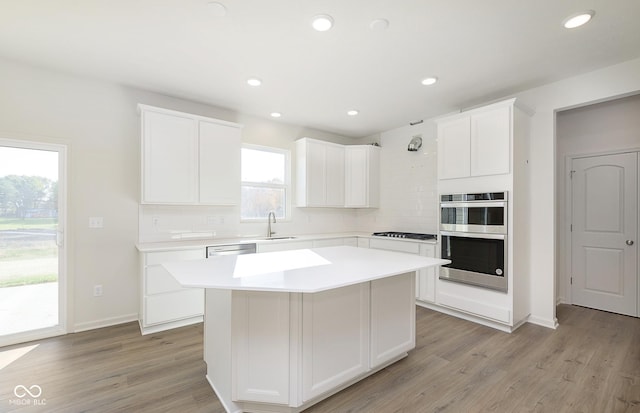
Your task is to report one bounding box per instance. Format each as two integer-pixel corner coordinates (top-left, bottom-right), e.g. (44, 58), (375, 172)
(356, 120), (439, 235)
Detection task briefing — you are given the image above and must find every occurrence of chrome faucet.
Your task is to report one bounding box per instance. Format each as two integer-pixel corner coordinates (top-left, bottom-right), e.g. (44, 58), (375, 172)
(267, 211), (276, 238)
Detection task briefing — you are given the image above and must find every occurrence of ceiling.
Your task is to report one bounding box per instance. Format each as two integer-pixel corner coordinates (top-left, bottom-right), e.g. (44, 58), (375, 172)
(1, 1), (639, 138)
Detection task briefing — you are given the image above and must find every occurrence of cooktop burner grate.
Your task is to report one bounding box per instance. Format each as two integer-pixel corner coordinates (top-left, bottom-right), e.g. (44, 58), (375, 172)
(372, 232), (437, 240)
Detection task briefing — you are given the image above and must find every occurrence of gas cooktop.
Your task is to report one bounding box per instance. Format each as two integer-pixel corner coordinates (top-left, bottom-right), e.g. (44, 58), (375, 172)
(372, 232), (437, 240)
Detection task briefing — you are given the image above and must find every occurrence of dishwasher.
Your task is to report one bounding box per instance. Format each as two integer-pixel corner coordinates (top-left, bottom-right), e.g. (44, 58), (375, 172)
(206, 243), (256, 258)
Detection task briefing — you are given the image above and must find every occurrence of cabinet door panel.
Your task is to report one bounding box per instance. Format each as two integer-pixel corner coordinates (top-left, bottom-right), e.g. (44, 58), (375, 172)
(306, 140), (326, 206)
(470, 106), (511, 176)
(232, 291), (290, 404)
(370, 273), (415, 367)
(437, 117), (471, 179)
(143, 111), (198, 203)
(199, 120), (241, 205)
(345, 146), (368, 207)
(325, 144), (345, 206)
(418, 244), (437, 302)
(302, 284), (369, 402)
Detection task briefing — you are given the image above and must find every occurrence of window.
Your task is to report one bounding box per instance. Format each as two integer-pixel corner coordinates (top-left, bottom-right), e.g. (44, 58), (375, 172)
(241, 145), (290, 220)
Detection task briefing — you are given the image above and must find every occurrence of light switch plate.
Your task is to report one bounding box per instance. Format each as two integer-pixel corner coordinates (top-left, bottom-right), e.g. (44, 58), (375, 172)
(89, 217), (104, 228)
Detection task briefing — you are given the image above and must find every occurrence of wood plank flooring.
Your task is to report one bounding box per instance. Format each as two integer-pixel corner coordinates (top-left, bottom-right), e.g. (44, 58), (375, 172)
(1, 304), (639, 412)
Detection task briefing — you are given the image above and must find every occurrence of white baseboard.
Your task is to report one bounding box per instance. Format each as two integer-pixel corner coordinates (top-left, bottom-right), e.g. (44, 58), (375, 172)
(527, 314), (559, 329)
(73, 313), (139, 333)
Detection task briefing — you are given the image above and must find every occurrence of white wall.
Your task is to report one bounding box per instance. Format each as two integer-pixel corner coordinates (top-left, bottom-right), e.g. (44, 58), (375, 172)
(357, 120), (439, 235)
(555, 94), (640, 303)
(517, 57), (640, 328)
(0, 57), (357, 332)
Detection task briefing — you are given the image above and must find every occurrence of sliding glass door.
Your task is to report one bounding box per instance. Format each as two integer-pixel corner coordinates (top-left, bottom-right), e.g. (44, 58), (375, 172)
(0, 139), (66, 346)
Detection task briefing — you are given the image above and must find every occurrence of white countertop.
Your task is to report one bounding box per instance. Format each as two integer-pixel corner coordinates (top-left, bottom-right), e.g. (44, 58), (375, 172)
(162, 245), (449, 293)
(136, 232), (437, 252)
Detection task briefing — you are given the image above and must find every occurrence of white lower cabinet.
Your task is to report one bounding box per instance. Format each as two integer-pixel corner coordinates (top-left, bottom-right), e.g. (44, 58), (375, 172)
(226, 273), (415, 411)
(256, 240), (314, 253)
(312, 237), (358, 248)
(301, 283), (370, 402)
(418, 243), (437, 303)
(370, 273), (415, 368)
(139, 248), (205, 334)
(368, 238), (438, 303)
(232, 291), (291, 404)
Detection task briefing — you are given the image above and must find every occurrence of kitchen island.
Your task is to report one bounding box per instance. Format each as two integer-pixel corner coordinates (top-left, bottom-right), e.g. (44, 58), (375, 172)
(163, 246), (449, 413)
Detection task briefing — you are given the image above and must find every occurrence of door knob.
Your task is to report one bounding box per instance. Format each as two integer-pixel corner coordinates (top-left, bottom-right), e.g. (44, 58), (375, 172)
(627, 240), (635, 246)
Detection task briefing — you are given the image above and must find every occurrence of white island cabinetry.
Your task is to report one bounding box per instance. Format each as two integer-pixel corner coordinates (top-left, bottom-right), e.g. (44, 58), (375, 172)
(164, 246), (448, 413)
(139, 104), (242, 205)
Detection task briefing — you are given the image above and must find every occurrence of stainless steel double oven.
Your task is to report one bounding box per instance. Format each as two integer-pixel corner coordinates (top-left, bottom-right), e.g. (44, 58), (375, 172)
(439, 192), (508, 292)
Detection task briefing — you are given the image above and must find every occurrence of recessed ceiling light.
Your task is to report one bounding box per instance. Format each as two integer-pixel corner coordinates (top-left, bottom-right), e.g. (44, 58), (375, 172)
(270, 112), (282, 118)
(369, 18), (389, 31)
(562, 10), (595, 29)
(207, 2), (227, 17)
(347, 110), (359, 116)
(312, 15), (334, 32)
(421, 77), (438, 86)
(247, 78), (262, 86)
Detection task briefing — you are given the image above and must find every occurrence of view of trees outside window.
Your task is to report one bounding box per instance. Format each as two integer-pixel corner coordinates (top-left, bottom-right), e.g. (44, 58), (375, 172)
(240, 146), (289, 220)
(0, 146), (59, 336)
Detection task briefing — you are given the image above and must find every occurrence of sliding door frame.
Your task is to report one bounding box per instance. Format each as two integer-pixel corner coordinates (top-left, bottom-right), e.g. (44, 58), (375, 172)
(0, 135), (69, 347)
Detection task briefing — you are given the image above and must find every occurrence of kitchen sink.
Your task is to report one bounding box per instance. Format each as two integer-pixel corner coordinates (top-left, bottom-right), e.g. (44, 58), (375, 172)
(264, 236), (297, 240)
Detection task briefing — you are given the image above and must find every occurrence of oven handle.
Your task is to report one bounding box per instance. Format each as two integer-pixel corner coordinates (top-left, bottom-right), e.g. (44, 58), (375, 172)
(440, 201), (507, 208)
(440, 231), (506, 240)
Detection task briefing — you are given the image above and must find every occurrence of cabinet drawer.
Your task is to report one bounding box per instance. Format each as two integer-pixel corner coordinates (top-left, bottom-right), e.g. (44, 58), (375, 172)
(343, 237), (358, 247)
(146, 265), (190, 295)
(145, 249), (204, 265)
(144, 289), (204, 326)
(313, 238), (345, 248)
(437, 291), (511, 324)
(369, 238), (420, 254)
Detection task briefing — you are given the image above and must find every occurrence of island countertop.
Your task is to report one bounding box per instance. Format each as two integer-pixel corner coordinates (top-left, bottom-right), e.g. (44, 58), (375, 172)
(162, 245), (450, 293)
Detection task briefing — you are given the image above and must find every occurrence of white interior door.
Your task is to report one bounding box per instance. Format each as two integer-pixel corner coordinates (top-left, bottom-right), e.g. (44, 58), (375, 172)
(571, 152), (638, 316)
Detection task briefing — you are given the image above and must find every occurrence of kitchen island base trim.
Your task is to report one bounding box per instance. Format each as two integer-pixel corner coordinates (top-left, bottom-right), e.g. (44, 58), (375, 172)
(204, 272), (417, 413)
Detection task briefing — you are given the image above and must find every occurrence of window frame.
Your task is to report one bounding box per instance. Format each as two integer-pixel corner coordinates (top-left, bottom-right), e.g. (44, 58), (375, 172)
(240, 143), (291, 222)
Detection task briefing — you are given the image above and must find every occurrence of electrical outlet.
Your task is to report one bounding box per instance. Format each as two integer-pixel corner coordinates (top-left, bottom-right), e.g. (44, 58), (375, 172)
(89, 217), (104, 228)
(93, 285), (103, 297)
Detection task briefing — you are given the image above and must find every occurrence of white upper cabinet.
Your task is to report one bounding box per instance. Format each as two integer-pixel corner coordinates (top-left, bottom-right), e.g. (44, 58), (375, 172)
(345, 145), (380, 208)
(198, 120), (241, 205)
(296, 138), (345, 207)
(437, 99), (514, 180)
(139, 104), (242, 205)
(470, 105), (511, 177)
(296, 138), (379, 208)
(142, 109), (198, 203)
(437, 116), (471, 180)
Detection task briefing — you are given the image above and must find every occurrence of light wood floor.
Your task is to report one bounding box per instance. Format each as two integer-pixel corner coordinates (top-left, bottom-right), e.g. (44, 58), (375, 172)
(1, 304), (639, 412)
